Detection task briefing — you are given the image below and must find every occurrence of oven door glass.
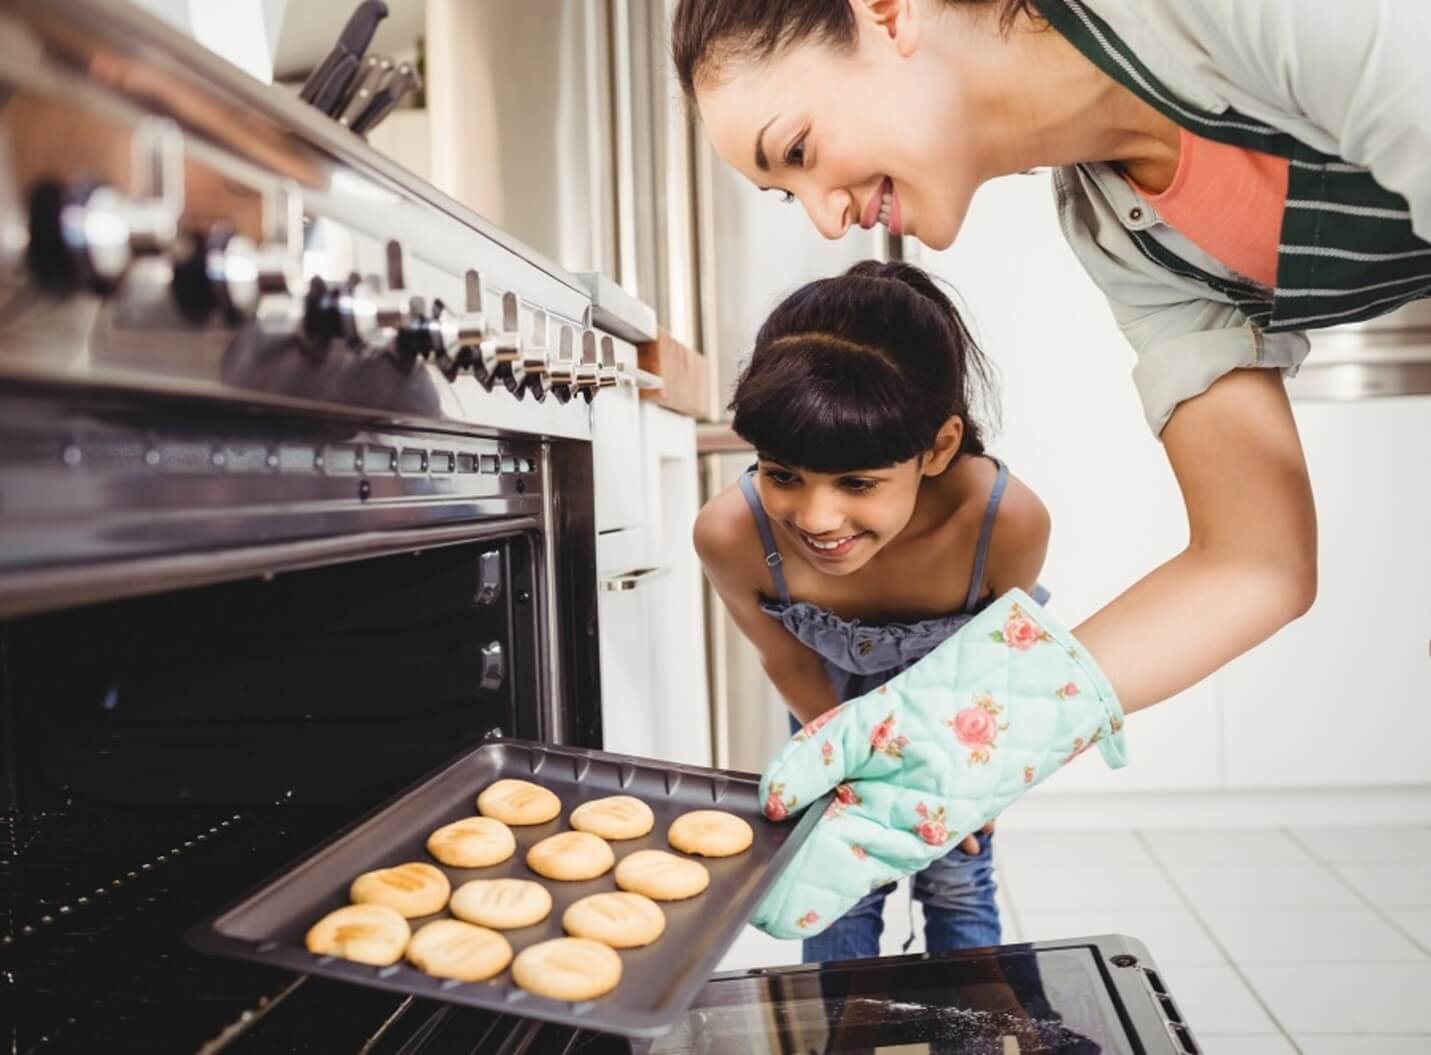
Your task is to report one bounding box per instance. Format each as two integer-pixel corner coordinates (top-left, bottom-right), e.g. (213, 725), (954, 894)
(628, 945), (1141, 1054)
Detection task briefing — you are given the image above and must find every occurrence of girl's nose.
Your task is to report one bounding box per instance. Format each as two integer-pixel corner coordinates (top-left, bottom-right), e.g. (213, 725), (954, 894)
(793, 491), (847, 535)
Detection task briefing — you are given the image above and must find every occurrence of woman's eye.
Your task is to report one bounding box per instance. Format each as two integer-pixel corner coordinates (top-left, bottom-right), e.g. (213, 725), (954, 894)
(784, 136), (806, 168)
(779, 191), (795, 205)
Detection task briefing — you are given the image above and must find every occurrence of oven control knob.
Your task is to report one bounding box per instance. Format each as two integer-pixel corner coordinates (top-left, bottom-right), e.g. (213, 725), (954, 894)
(304, 275), (381, 348)
(27, 180), (178, 295)
(422, 299), (489, 379)
(25, 119), (184, 295)
(545, 324), (578, 403)
(170, 225), (305, 323)
(573, 329), (602, 401)
(596, 333), (620, 389)
(475, 291), (528, 393)
(514, 308), (551, 400)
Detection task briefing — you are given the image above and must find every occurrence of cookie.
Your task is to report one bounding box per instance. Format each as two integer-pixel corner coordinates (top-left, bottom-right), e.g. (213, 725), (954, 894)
(569, 795), (654, 841)
(349, 862), (450, 918)
(305, 904), (410, 966)
(526, 830), (615, 881)
(477, 779), (561, 826)
(426, 816), (516, 868)
(667, 810), (754, 858)
(613, 849), (710, 901)
(449, 878), (553, 930)
(562, 891), (666, 949)
(511, 937), (622, 1001)
(404, 918), (513, 982)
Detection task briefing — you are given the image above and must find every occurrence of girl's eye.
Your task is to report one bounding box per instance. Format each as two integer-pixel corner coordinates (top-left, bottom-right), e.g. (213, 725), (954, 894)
(763, 468), (798, 487)
(841, 479), (878, 494)
(779, 191), (795, 205)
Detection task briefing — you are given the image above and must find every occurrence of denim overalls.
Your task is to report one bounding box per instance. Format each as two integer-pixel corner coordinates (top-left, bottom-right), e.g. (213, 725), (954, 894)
(739, 458), (1049, 962)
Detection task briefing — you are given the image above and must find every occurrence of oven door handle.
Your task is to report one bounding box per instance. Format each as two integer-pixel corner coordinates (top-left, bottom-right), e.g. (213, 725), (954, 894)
(599, 566), (669, 591)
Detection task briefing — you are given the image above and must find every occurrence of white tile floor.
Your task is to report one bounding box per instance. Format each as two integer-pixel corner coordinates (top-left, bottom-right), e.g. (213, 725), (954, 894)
(717, 825), (1431, 1054)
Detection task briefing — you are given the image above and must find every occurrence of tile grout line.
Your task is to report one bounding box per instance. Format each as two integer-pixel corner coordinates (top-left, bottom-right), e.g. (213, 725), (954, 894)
(1282, 828), (1431, 959)
(1132, 828), (1303, 1051)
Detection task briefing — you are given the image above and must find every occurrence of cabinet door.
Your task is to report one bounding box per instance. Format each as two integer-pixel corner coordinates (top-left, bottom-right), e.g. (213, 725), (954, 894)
(1221, 397), (1431, 788)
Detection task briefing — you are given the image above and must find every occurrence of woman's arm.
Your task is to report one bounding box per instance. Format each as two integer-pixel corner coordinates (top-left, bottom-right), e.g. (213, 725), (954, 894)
(693, 488), (841, 726)
(1073, 367), (1317, 714)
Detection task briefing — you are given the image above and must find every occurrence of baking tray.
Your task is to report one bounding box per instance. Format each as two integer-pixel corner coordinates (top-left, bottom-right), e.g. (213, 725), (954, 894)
(187, 738), (827, 1038)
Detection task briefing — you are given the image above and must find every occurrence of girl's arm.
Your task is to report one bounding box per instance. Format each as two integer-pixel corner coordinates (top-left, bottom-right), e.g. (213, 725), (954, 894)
(694, 489), (840, 726)
(1073, 367), (1317, 714)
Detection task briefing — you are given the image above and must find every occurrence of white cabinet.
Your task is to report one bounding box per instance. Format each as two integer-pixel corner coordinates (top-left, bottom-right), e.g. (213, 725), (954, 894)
(1220, 397), (1431, 788)
(595, 401), (712, 767)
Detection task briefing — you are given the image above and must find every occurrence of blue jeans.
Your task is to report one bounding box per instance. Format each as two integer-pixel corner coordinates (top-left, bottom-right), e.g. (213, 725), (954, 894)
(800, 830), (1002, 964)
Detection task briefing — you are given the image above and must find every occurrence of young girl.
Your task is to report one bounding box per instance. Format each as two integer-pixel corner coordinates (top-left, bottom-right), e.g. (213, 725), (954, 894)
(695, 260), (1050, 961)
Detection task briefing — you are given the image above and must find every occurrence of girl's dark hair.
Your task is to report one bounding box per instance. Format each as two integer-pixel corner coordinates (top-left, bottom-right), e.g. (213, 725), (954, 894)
(673, 0), (1038, 99)
(731, 260), (994, 473)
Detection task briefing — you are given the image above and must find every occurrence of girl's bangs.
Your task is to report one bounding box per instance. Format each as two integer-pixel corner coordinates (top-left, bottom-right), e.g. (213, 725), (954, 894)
(730, 341), (935, 473)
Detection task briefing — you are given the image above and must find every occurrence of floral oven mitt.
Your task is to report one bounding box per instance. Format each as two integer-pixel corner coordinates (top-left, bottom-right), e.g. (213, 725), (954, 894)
(753, 589), (1127, 939)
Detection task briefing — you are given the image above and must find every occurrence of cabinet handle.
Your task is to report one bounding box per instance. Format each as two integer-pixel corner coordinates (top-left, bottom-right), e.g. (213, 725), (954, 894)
(600, 567), (669, 592)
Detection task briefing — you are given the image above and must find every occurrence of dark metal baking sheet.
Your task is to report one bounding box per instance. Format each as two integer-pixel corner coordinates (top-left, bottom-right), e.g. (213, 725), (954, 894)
(187, 739), (826, 1038)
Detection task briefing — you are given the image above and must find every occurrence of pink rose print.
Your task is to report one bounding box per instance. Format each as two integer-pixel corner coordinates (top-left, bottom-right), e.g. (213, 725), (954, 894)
(764, 781), (795, 821)
(944, 693), (1008, 765)
(795, 910), (819, 929)
(795, 705), (842, 742)
(869, 713), (909, 759)
(850, 843), (868, 860)
(825, 784), (862, 819)
(912, 802), (950, 847)
(821, 741), (833, 766)
(989, 602), (1052, 650)
(1055, 681), (1080, 699)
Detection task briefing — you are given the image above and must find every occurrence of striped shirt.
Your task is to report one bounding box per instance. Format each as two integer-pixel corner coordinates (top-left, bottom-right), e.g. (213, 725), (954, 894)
(1034, 0), (1431, 434)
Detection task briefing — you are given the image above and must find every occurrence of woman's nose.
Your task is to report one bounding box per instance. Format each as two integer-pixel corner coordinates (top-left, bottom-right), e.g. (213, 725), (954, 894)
(800, 189), (852, 240)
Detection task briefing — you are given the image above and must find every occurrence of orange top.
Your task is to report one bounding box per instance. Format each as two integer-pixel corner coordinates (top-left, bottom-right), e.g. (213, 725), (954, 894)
(1129, 126), (1289, 290)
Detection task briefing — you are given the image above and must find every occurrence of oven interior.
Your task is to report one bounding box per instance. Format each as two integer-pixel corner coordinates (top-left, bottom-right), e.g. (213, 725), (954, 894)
(0, 538), (607, 1054)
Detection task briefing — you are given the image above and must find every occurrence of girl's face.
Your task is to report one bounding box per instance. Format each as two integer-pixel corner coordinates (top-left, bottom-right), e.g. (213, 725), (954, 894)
(757, 459), (925, 573)
(697, 1), (983, 250)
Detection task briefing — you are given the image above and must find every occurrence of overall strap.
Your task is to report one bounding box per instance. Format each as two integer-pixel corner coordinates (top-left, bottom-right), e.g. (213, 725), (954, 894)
(737, 468), (791, 604)
(964, 459), (1009, 612)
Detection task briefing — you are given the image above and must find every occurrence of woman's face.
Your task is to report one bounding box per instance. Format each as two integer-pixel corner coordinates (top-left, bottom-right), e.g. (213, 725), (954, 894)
(756, 458), (926, 574)
(696, 5), (983, 250)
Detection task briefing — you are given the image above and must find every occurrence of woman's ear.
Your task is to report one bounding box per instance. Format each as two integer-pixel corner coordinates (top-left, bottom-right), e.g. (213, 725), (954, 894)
(922, 416), (965, 476)
(848, 0), (922, 58)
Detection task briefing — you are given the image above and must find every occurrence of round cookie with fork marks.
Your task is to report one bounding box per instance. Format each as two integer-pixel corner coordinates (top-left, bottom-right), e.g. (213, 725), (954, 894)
(613, 849), (710, 901)
(449, 878), (553, 930)
(405, 918), (513, 982)
(562, 891), (666, 949)
(349, 861), (451, 918)
(426, 816), (516, 868)
(569, 795), (655, 840)
(667, 810), (753, 858)
(477, 779), (561, 826)
(526, 830), (615, 881)
(306, 903), (410, 966)
(512, 937), (623, 1001)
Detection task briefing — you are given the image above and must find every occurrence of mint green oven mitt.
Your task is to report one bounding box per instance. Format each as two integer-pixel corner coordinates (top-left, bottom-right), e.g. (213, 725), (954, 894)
(753, 589), (1127, 939)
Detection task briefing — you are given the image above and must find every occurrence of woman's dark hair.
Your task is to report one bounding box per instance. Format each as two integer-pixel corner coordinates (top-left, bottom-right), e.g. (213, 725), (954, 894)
(731, 260), (994, 473)
(673, 0), (1038, 99)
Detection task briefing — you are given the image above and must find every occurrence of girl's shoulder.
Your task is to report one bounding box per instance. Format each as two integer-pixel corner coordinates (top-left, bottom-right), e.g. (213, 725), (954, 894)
(692, 479), (768, 588)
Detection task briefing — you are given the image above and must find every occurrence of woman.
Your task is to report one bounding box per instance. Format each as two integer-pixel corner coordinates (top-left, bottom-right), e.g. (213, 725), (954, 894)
(671, 0), (1430, 940)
